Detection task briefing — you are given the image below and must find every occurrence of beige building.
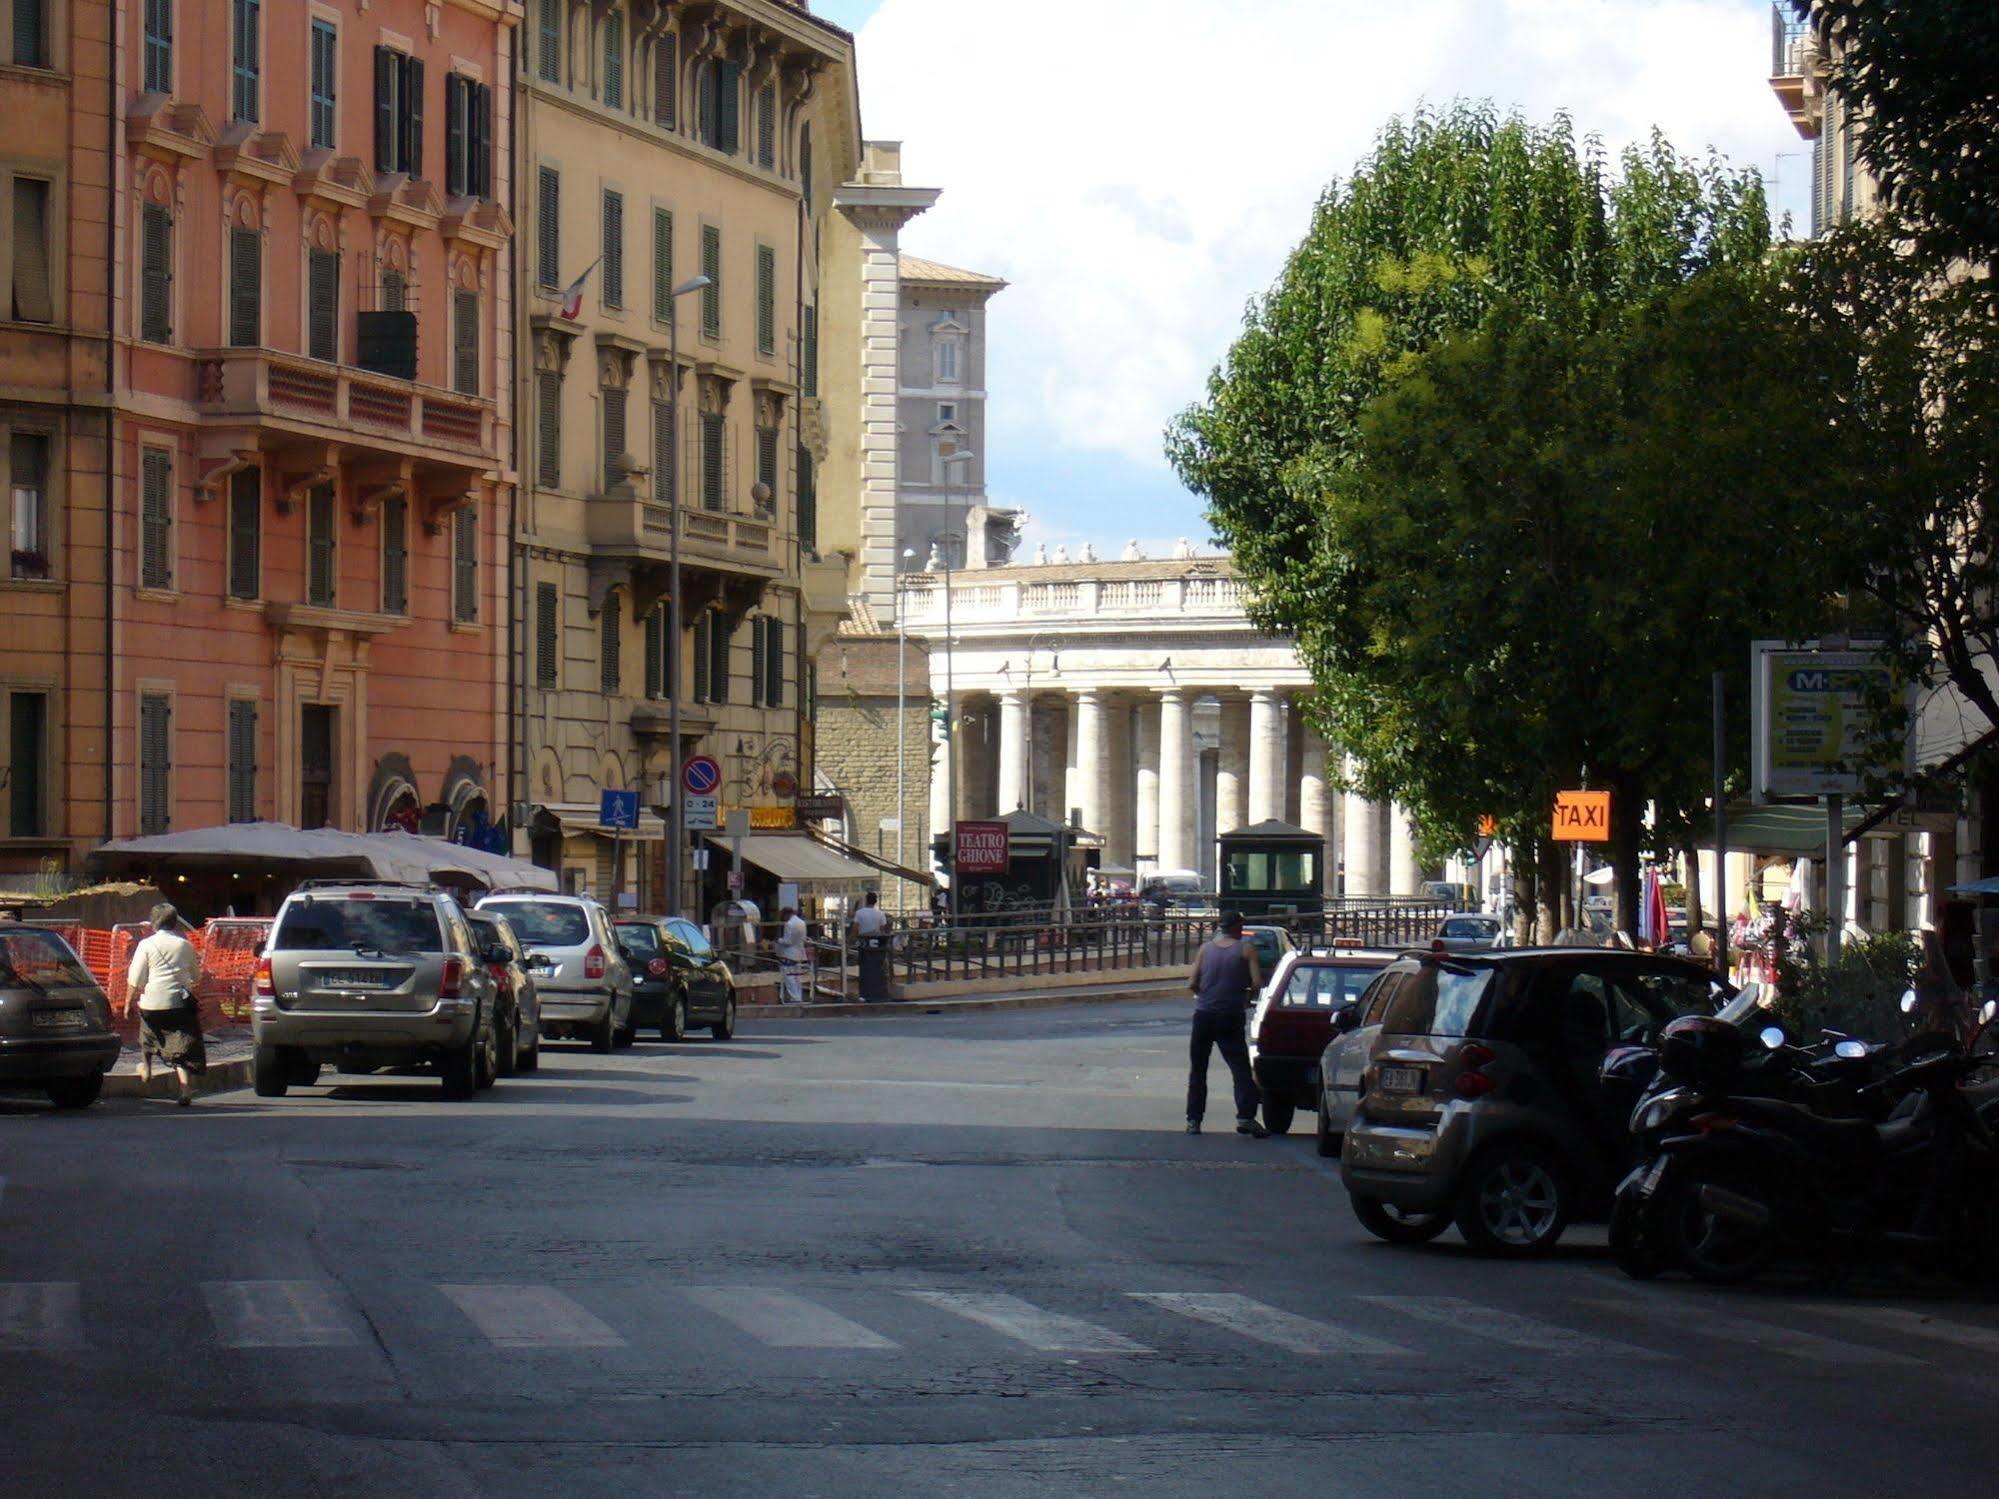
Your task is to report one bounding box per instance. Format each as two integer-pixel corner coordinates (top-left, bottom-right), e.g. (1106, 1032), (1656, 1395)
(811, 609), (933, 910)
(514, 0), (862, 909)
(1770, 8), (1882, 236)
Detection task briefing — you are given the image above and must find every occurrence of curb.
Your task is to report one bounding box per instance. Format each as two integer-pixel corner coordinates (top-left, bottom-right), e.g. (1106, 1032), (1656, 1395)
(103, 1057), (253, 1099)
(740, 984), (1183, 1020)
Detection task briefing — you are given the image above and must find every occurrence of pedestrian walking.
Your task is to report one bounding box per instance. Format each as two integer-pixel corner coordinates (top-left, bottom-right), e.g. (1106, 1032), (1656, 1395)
(1184, 911), (1266, 1137)
(125, 902), (207, 1107)
(775, 905), (810, 1004)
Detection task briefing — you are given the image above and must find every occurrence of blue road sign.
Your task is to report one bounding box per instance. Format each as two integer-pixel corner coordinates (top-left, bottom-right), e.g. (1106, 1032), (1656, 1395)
(682, 755), (721, 796)
(599, 789), (640, 830)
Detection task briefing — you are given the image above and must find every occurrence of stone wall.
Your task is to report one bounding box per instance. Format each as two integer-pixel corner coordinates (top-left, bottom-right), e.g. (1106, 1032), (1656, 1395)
(815, 633), (936, 913)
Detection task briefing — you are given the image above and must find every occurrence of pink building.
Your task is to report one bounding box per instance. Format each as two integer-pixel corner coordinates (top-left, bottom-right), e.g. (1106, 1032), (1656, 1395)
(107, 0), (519, 853)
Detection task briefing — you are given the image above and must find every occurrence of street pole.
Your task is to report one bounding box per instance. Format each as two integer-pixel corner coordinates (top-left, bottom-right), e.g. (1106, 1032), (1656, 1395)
(940, 452), (974, 923)
(664, 274), (711, 919)
(1827, 792), (1844, 967)
(895, 573), (907, 915)
(1713, 670), (1729, 978)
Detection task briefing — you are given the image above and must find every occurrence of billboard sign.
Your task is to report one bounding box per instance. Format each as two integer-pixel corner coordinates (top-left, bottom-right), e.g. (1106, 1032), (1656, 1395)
(954, 820), (1011, 874)
(1752, 641), (1906, 799)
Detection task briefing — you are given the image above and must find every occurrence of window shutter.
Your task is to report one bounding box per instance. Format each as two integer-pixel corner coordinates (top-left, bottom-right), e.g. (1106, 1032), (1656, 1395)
(537, 167), (560, 287)
(374, 47), (397, 173)
(602, 386), (627, 487)
(308, 249), (338, 362)
(307, 483), (336, 607)
(655, 36), (676, 128)
(602, 190), (623, 307)
(700, 411), (723, 510)
(536, 582), (559, 687)
(453, 288), (478, 394)
(652, 207), (672, 321)
(750, 615), (766, 707)
(765, 617), (783, 708)
(232, 0), (260, 121)
(470, 85), (492, 198)
(140, 448), (172, 588)
(139, 695), (172, 835)
(13, 0), (45, 68)
(652, 398), (675, 506)
(700, 225), (720, 335)
(228, 465), (261, 599)
(692, 613), (709, 703)
(709, 614), (730, 705)
(538, 0), (561, 82)
(145, 0), (173, 93)
(382, 495), (408, 613)
(603, 12), (624, 109)
(716, 61), (739, 155)
(381, 268), (406, 314)
(796, 445), (816, 551)
(697, 60), (716, 145)
(141, 203), (172, 342)
(755, 425), (777, 505)
(801, 304), (817, 397)
(403, 54), (424, 177)
(756, 85), (775, 170)
(310, 20), (335, 149)
(10, 178), (52, 324)
(643, 607), (664, 699)
(800, 130), (812, 212)
(536, 368), (561, 486)
(228, 226), (260, 346)
(755, 244), (775, 356)
(445, 74), (466, 196)
(227, 700), (257, 824)
(600, 593), (622, 694)
(453, 504), (478, 623)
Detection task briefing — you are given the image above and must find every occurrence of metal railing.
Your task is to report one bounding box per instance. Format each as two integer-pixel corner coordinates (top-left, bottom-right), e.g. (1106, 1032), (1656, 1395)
(1772, 4), (1812, 76)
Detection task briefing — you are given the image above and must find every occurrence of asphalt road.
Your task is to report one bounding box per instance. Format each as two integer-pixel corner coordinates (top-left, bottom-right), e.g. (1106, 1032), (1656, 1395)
(2, 998), (1995, 1497)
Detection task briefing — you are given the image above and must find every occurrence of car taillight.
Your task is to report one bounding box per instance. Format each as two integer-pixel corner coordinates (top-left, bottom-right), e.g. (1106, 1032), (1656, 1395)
(1456, 1042), (1498, 1099)
(648, 957), (669, 977)
(440, 959), (464, 1000)
(585, 945), (606, 979)
(254, 957), (275, 998)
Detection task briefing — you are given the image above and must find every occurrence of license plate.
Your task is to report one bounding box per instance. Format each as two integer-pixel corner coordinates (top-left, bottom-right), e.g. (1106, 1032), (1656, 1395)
(32, 1009), (88, 1030)
(319, 969), (388, 988)
(1377, 1065), (1424, 1094)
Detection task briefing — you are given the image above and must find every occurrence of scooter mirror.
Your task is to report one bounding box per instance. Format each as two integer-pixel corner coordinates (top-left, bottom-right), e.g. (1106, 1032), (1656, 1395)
(1759, 1025), (1786, 1051)
(1834, 1039), (1870, 1060)
(1982, 1000), (1997, 1025)
(1900, 988), (1919, 1015)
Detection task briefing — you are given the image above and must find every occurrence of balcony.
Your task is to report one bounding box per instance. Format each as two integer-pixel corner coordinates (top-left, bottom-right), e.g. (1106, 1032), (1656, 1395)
(1769, 5), (1818, 135)
(583, 495), (783, 618)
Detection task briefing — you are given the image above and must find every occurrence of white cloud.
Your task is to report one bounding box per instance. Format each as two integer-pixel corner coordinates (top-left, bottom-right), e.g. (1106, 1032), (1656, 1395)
(852, 0), (1809, 510)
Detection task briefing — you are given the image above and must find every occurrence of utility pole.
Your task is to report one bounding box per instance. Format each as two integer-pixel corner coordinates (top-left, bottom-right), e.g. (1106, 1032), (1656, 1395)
(664, 273), (712, 918)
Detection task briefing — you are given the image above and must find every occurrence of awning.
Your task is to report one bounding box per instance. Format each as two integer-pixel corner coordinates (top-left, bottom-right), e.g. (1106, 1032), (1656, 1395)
(703, 833), (879, 892)
(1702, 801), (1873, 857)
(535, 802), (668, 840)
(90, 822), (558, 891)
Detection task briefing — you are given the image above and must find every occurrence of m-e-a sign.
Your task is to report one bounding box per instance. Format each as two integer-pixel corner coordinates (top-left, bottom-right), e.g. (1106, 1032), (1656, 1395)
(1551, 790), (1610, 842)
(954, 820), (1010, 874)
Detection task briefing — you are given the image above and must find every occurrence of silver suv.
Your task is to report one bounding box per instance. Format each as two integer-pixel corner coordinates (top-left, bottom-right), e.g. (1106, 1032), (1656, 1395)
(474, 893), (634, 1053)
(253, 882), (500, 1100)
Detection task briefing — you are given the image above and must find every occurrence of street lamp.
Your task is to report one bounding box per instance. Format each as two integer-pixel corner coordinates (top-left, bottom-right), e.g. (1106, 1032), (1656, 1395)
(896, 550), (917, 914)
(938, 450), (975, 920)
(665, 272), (712, 919)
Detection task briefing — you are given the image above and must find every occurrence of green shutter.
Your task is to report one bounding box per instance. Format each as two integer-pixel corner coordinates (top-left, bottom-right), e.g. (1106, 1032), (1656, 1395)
(538, 166), (560, 288)
(756, 85), (775, 169)
(765, 617), (783, 708)
(537, 368), (561, 486)
(538, 0), (560, 82)
(382, 495), (408, 614)
(716, 60), (739, 154)
(141, 203), (172, 342)
(750, 615), (766, 707)
(536, 582), (559, 687)
(700, 411), (724, 510)
(652, 207), (673, 321)
(692, 613), (709, 703)
(652, 398), (675, 506)
(801, 303), (816, 397)
(709, 614), (731, 705)
(600, 592), (622, 694)
(445, 73), (467, 196)
(227, 699), (257, 823)
(227, 465), (261, 600)
(140, 448), (172, 588)
(700, 225), (720, 335)
(603, 11), (624, 109)
(307, 484), (336, 607)
(139, 694), (172, 835)
(654, 36), (676, 128)
(228, 227), (260, 346)
(755, 426), (778, 507)
(644, 605), (664, 699)
(796, 444), (816, 551)
(308, 249), (339, 362)
(453, 504), (478, 623)
(602, 386), (626, 489)
(755, 244), (775, 356)
(602, 189), (623, 307)
(453, 287), (478, 394)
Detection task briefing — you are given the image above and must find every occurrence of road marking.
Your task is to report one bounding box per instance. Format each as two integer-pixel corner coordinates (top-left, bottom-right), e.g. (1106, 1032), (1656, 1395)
(0, 1282), (82, 1349)
(1579, 1297), (1919, 1366)
(902, 1291), (1151, 1353)
(682, 1288), (897, 1349)
(1360, 1295), (1667, 1358)
(201, 1281), (359, 1348)
(1129, 1292), (1413, 1357)
(439, 1284), (625, 1349)
(1804, 1303), (1999, 1357)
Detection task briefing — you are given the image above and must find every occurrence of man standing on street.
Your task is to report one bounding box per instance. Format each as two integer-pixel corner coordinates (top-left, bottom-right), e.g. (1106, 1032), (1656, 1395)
(1185, 911), (1266, 1137)
(775, 905), (810, 1004)
(850, 890), (887, 942)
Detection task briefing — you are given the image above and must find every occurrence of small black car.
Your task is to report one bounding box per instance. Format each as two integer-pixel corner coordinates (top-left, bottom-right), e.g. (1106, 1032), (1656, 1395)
(616, 917), (738, 1041)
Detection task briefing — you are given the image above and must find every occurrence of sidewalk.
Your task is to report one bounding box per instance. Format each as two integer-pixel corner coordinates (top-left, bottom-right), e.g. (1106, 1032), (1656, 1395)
(104, 1029), (255, 1100)
(740, 979), (1184, 1021)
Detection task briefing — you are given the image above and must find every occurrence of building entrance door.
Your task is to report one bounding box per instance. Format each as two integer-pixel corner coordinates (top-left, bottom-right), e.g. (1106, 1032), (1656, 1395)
(300, 705), (335, 829)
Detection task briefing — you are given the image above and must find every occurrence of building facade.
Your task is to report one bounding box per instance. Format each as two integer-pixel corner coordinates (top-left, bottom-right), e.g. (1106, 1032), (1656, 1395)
(810, 613), (932, 910)
(513, 0), (861, 908)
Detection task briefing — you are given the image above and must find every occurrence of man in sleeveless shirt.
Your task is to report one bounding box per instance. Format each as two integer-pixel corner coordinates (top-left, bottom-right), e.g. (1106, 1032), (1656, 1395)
(1185, 911), (1266, 1136)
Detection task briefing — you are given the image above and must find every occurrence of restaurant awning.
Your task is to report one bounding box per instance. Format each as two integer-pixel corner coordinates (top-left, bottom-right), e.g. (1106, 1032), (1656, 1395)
(89, 822), (558, 891)
(534, 802), (668, 839)
(1702, 801), (1874, 857)
(703, 833), (878, 892)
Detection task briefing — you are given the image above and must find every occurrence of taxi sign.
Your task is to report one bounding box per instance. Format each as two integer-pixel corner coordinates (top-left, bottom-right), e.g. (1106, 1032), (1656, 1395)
(1551, 790), (1610, 842)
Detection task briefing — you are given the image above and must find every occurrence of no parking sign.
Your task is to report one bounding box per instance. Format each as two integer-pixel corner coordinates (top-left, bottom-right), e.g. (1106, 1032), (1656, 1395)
(682, 755), (721, 796)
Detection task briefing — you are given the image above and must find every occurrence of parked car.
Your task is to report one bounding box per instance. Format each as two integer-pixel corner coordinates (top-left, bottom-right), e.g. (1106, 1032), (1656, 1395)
(1141, 872), (1214, 918)
(1243, 924), (1297, 985)
(0, 922), (120, 1109)
(465, 908), (542, 1076)
(1246, 946), (1398, 1134)
(1315, 966), (1402, 1155)
(474, 892), (634, 1053)
(615, 916), (739, 1041)
(1340, 947), (1728, 1255)
(253, 882), (501, 1100)
(1433, 913), (1504, 952)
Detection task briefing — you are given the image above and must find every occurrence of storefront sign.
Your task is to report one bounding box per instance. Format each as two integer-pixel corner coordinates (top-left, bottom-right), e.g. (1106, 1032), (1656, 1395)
(1551, 791), (1610, 842)
(796, 793), (845, 823)
(749, 807), (796, 830)
(955, 820), (1011, 874)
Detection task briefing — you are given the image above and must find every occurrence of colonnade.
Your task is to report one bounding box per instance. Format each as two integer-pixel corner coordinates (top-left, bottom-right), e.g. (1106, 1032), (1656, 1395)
(928, 686), (1423, 892)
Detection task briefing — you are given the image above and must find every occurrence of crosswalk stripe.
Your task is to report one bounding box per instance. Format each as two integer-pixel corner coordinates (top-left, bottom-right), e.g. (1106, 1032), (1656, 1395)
(902, 1291), (1151, 1353)
(202, 1281), (359, 1349)
(1804, 1303), (1999, 1356)
(1579, 1297), (1920, 1366)
(1130, 1292), (1413, 1357)
(0, 1282), (82, 1349)
(438, 1284), (625, 1349)
(1360, 1295), (1668, 1358)
(682, 1288), (897, 1349)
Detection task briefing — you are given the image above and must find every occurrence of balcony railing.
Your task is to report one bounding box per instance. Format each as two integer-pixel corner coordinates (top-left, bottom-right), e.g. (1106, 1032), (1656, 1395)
(584, 497), (781, 574)
(901, 573), (1250, 626)
(1771, 4), (1811, 77)
(196, 348), (498, 462)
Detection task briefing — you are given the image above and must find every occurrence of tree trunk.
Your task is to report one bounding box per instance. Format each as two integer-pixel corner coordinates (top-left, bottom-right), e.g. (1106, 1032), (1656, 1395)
(1609, 770), (1641, 939)
(1510, 852), (1536, 947)
(1535, 835), (1565, 943)
(1683, 840), (1704, 935)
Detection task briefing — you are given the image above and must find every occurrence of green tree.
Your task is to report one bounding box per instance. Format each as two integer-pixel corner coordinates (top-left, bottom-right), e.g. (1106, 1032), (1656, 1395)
(1788, 1), (1999, 274)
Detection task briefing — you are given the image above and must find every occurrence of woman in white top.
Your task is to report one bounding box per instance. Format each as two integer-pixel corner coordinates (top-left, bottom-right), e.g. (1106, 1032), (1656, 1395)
(125, 902), (207, 1105)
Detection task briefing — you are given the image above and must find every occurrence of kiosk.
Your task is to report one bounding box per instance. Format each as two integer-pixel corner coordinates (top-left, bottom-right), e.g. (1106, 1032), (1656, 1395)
(1218, 819), (1327, 923)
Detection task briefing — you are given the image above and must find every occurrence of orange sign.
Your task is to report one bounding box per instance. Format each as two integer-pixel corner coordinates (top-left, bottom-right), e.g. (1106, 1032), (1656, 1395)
(1552, 791), (1610, 842)
(1477, 815), (1498, 838)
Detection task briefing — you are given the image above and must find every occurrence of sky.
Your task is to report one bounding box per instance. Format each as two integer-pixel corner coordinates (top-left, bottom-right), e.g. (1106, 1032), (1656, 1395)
(814, 0), (1814, 561)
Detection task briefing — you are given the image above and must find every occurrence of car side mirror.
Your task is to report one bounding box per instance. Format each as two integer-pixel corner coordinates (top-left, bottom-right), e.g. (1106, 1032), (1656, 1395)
(1333, 1003), (1361, 1035)
(1900, 988), (1919, 1015)
(482, 943), (509, 965)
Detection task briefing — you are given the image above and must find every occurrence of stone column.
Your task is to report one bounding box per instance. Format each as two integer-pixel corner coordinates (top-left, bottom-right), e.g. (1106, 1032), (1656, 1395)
(1344, 780), (1386, 895)
(1214, 698), (1250, 841)
(1060, 693), (1083, 825)
(1074, 689), (1108, 839)
(1248, 689), (1286, 824)
(1157, 689), (1195, 872)
(1299, 735), (1332, 841)
(1389, 803), (1421, 895)
(1100, 698), (1134, 868)
(997, 689), (1028, 814)
(928, 693), (954, 837)
(1284, 706), (1306, 826)
(1135, 698), (1161, 871)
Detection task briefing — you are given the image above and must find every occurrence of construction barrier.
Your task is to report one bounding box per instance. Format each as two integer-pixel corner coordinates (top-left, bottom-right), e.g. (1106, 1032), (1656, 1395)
(30, 918), (271, 1039)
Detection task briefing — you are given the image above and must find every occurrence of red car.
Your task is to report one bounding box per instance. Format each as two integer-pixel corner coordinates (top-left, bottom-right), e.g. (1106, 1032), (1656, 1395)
(1248, 947), (1398, 1134)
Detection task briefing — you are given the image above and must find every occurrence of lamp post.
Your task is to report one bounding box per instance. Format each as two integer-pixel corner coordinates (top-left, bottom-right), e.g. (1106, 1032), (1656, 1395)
(938, 450), (975, 920)
(896, 551), (917, 914)
(665, 272), (712, 918)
